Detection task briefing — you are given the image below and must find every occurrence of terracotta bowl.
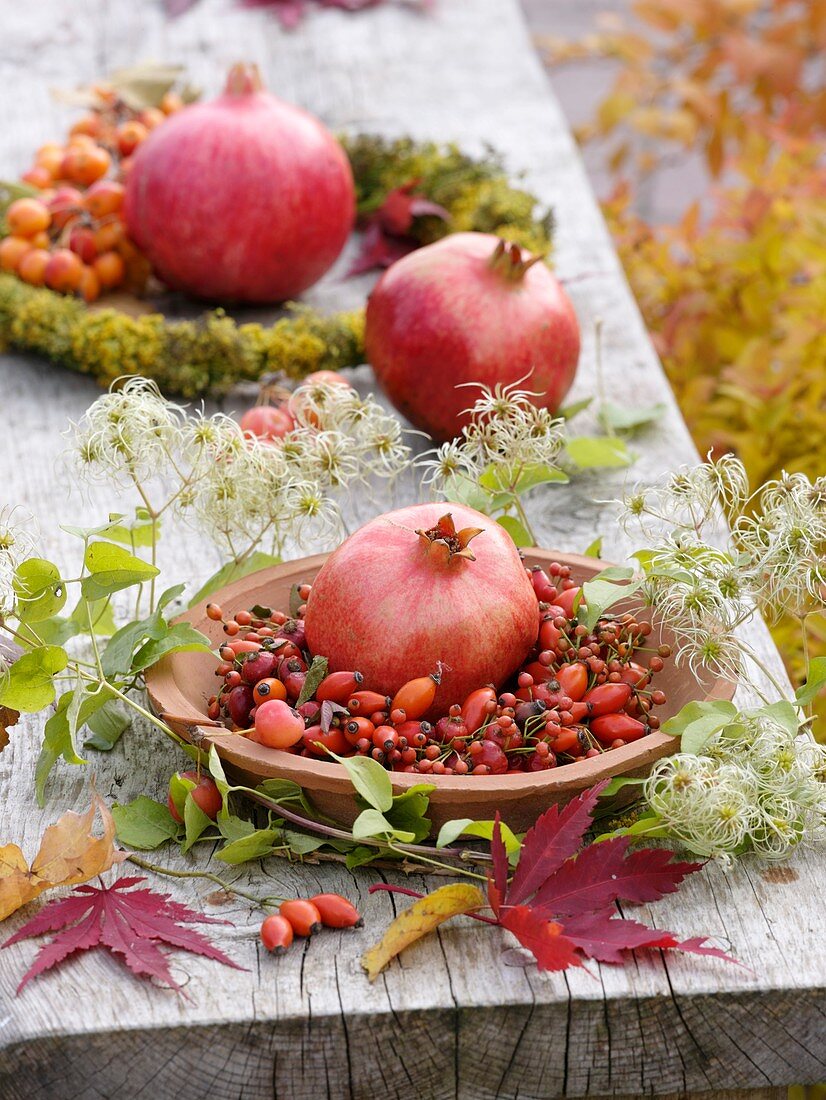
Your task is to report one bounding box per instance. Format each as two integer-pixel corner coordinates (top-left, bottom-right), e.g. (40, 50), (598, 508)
(145, 551), (735, 833)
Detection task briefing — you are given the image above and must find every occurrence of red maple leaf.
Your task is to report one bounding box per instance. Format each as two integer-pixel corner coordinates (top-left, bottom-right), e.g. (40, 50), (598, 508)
(348, 182), (450, 276)
(531, 838), (702, 917)
(506, 780), (609, 906)
(489, 786), (737, 971)
(2, 875), (244, 994)
(498, 906), (582, 972)
(486, 812), (510, 917)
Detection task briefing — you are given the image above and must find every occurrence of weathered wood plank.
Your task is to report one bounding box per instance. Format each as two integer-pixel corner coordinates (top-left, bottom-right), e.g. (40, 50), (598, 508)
(0, 1), (821, 1098)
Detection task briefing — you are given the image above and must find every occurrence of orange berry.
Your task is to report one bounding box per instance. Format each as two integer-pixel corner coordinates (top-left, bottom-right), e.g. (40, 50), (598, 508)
(138, 107), (165, 130)
(21, 166), (53, 190)
(69, 225), (98, 264)
(36, 143), (64, 169)
(116, 235), (141, 261)
(17, 248), (50, 286)
(62, 145), (111, 186)
(160, 91), (184, 115)
(70, 114), (101, 138)
(83, 180), (124, 219)
(67, 133), (98, 150)
(116, 121), (148, 156)
(93, 219), (125, 252)
(93, 250), (126, 289)
(6, 198), (51, 237)
(29, 230), (50, 249)
(44, 248), (84, 292)
(47, 187), (84, 230)
(78, 264), (101, 302)
(0, 236), (32, 273)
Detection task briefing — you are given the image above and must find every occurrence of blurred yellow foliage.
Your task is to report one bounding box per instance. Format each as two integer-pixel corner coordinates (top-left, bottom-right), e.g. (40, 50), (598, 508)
(544, 0), (826, 733)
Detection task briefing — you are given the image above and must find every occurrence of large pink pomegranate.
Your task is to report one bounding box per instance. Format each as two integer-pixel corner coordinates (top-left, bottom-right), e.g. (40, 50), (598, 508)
(124, 63), (355, 303)
(303, 503), (538, 712)
(365, 232), (580, 441)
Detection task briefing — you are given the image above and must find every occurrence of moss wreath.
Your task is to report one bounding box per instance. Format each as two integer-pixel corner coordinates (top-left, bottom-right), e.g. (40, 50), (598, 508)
(0, 135), (554, 398)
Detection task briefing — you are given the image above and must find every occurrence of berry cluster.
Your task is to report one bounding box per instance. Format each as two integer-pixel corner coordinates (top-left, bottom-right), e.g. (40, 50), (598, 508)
(206, 560), (672, 778)
(0, 84), (183, 300)
(261, 894), (362, 955)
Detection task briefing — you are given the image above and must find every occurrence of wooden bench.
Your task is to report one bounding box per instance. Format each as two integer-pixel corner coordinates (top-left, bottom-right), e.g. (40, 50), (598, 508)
(0, 2), (819, 1096)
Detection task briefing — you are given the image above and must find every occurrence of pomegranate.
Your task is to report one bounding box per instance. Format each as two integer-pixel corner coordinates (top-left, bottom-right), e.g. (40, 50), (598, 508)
(124, 63), (355, 303)
(303, 503), (537, 711)
(364, 232), (580, 441)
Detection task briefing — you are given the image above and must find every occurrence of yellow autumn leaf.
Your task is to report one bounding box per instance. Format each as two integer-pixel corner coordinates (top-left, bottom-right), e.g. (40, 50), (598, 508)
(0, 795), (126, 921)
(362, 884), (486, 982)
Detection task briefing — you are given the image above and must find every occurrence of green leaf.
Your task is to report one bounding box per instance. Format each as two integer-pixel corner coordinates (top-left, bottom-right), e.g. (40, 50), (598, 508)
(660, 699), (739, 754)
(329, 751), (393, 812)
(497, 515), (534, 548)
(34, 615), (83, 647)
(182, 792), (213, 853)
(597, 775), (647, 799)
(168, 771), (194, 820)
(757, 700), (800, 737)
(598, 401), (666, 434)
(81, 597), (118, 638)
(12, 559), (67, 623)
(345, 845), (382, 869)
(281, 829), (326, 856)
(217, 827), (279, 864)
(480, 463), (566, 495)
(35, 684), (114, 803)
(81, 542), (159, 601)
(0, 645), (68, 712)
(84, 699), (130, 751)
(297, 655), (328, 707)
(795, 656), (826, 707)
(207, 744), (231, 801)
(99, 508), (157, 549)
(101, 607), (168, 679)
(513, 463), (569, 493)
(352, 808), (414, 844)
(216, 813), (256, 843)
(255, 778), (304, 804)
(130, 621), (212, 673)
(565, 435), (633, 469)
(584, 536), (603, 558)
(112, 796), (180, 850)
(440, 473), (495, 513)
(557, 396), (593, 420)
(435, 817), (521, 856)
(578, 570), (639, 631)
(381, 784), (434, 844)
(595, 811), (671, 843)
(187, 552), (281, 609)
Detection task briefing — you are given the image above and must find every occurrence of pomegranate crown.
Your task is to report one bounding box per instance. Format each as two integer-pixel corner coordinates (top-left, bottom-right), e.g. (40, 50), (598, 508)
(224, 62), (264, 97)
(488, 238), (545, 282)
(415, 513), (483, 563)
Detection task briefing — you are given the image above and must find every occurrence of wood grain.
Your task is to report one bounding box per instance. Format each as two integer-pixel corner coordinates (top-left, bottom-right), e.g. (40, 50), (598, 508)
(0, 1), (820, 1098)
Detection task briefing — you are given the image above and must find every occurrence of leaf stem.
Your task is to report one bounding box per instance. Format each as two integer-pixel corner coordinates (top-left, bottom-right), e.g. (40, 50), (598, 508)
(239, 787), (493, 866)
(125, 854), (282, 907)
(386, 841), (489, 881)
(512, 492), (539, 546)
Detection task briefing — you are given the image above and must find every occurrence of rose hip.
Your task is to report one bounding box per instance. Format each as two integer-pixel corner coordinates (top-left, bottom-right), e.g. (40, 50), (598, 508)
(590, 713), (648, 745)
(461, 687), (497, 734)
(316, 670), (364, 704)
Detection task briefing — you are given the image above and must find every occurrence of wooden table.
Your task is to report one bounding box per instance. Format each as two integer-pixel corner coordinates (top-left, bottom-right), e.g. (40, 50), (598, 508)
(0, 2), (822, 1097)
